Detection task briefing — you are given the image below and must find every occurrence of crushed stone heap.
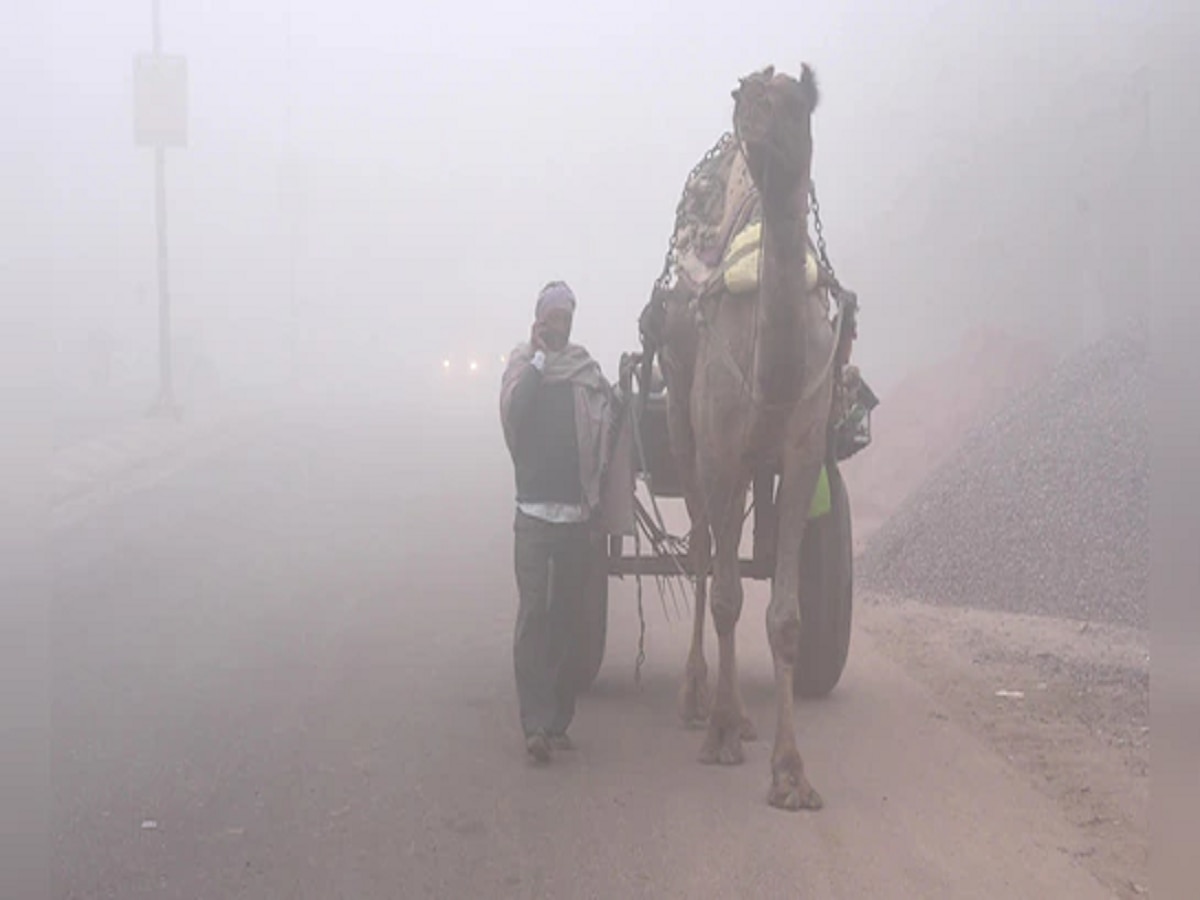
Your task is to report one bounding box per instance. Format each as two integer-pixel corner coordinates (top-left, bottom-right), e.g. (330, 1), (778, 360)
(858, 331), (1148, 630)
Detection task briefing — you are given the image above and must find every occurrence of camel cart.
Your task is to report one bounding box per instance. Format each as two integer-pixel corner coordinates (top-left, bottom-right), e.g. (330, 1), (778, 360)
(572, 348), (874, 698)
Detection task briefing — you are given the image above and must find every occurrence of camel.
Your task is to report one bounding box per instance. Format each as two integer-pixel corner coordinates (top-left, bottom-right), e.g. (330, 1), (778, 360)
(645, 63), (833, 810)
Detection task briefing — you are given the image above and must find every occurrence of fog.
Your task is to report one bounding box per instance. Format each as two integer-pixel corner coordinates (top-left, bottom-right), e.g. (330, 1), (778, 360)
(4, 0), (1164, 424)
(5, 3), (1198, 896)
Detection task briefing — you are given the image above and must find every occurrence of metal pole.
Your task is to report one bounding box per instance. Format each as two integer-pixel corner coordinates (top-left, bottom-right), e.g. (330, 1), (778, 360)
(150, 0), (176, 414)
(154, 145), (174, 410)
(1130, 69), (1149, 341)
(285, 0), (297, 382)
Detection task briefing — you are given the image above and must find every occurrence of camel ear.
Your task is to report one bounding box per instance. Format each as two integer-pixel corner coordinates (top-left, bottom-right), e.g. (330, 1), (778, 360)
(798, 63), (819, 110)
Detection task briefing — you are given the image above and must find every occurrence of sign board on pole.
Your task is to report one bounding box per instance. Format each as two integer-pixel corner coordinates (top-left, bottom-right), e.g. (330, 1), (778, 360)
(134, 53), (188, 147)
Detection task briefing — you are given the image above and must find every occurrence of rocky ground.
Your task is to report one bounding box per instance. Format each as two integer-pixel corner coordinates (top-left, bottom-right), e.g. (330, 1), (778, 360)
(859, 596), (1150, 899)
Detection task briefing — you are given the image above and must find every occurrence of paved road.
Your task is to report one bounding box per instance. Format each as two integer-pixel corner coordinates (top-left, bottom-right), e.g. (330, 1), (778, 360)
(49, 394), (1116, 899)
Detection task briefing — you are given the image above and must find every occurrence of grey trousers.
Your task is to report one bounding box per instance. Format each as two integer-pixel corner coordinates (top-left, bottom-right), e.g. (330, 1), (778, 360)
(512, 509), (590, 738)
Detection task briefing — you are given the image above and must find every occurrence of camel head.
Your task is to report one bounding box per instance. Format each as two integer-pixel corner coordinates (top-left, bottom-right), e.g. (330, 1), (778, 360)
(731, 64), (820, 192)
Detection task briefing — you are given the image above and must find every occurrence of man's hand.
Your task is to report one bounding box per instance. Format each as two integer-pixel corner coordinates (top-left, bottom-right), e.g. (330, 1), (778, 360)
(528, 321), (548, 372)
(530, 321), (548, 353)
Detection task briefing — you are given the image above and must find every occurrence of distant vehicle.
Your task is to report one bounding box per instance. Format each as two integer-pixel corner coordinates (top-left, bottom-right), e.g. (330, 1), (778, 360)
(439, 353), (507, 379)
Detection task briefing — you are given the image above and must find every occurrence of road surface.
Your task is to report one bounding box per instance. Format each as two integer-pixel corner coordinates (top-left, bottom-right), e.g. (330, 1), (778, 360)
(49, 393), (1121, 899)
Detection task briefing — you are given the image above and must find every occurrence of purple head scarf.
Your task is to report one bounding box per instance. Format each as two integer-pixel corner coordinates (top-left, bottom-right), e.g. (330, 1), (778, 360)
(535, 281), (577, 321)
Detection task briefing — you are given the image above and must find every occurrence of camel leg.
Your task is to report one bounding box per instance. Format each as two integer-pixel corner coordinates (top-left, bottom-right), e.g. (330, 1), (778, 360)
(679, 498), (712, 728)
(664, 353), (712, 728)
(699, 476), (751, 765)
(764, 456), (824, 810)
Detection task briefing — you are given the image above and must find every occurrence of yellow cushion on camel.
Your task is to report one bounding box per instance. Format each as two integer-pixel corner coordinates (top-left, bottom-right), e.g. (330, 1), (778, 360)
(721, 221), (821, 295)
(722, 221), (763, 294)
(808, 464), (831, 520)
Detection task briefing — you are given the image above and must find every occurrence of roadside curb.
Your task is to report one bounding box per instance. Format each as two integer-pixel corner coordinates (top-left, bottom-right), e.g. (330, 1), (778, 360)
(49, 398), (273, 532)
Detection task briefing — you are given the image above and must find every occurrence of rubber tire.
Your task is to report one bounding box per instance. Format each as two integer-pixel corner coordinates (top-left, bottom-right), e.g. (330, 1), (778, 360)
(573, 531), (610, 693)
(793, 459), (854, 698)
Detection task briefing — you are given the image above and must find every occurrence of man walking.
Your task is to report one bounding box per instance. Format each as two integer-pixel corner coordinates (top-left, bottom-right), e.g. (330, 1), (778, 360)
(499, 281), (614, 764)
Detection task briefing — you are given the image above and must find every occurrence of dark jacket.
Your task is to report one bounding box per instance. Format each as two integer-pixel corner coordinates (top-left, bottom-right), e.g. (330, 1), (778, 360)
(505, 365), (582, 506)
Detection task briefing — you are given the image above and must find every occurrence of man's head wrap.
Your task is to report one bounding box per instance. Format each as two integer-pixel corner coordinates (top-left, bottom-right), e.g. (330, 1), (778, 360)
(535, 281), (576, 321)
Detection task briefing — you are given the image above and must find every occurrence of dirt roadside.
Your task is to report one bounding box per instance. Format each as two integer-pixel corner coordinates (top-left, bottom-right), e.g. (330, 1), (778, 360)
(859, 593), (1150, 899)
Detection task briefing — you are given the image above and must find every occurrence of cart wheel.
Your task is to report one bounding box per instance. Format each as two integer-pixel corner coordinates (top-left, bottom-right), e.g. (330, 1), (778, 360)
(793, 459), (853, 698)
(573, 532), (609, 693)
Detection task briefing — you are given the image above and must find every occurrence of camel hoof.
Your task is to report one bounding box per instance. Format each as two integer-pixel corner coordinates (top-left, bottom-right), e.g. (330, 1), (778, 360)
(768, 752), (822, 811)
(768, 781), (823, 812)
(739, 715), (758, 742)
(698, 719), (744, 766)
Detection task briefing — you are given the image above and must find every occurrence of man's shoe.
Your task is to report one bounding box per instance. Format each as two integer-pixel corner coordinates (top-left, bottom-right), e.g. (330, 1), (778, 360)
(525, 733), (551, 764)
(548, 733), (575, 751)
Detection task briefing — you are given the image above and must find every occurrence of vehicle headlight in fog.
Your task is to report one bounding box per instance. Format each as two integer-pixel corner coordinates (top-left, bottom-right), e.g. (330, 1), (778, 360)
(443, 359), (451, 371)
(469, 360), (479, 373)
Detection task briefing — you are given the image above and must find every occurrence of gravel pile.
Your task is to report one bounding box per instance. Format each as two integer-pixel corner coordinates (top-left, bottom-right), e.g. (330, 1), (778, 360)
(842, 326), (1053, 545)
(858, 331), (1148, 630)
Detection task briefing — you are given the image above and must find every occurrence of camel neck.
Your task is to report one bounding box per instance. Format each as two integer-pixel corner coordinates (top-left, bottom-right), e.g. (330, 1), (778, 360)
(752, 179), (812, 406)
(760, 179), (808, 232)
(760, 182), (810, 285)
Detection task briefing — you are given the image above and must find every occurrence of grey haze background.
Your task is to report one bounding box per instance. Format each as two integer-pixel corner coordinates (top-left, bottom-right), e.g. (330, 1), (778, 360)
(11, 0), (1158, 411)
(0, 7), (1187, 894)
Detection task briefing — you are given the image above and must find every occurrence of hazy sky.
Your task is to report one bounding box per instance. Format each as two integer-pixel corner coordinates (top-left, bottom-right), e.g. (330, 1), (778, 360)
(7, 1), (1166, 395)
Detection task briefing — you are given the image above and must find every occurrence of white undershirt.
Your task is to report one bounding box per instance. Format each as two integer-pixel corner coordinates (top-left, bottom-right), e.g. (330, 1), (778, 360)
(517, 501), (588, 524)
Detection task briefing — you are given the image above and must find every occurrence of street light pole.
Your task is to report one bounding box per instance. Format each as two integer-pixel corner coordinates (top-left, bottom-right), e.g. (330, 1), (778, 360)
(285, 0), (298, 383)
(150, 0), (177, 416)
